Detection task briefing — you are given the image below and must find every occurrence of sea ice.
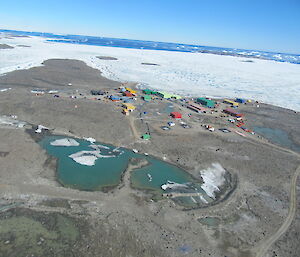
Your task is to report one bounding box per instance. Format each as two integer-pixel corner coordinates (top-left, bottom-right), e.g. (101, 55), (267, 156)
(0, 36), (300, 111)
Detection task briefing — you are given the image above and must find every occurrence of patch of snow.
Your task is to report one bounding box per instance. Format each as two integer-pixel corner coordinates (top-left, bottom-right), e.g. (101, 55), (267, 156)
(31, 89), (44, 94)
(0, 115), (26, 128)
(50, 138), (79, 146)
(200, 163), (226, 199)
(35, 125), (49, 133)
(48, 90), (58, 94)
(0, 88), (11, 92)
(84, 137), (96, 144)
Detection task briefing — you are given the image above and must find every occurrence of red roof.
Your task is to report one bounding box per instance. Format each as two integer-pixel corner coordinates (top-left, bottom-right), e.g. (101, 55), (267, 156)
(223, 108), (243, 117)
(123, 91), (133, 97)
(170, 112), (182, 118)
(189, 104), (207, 111)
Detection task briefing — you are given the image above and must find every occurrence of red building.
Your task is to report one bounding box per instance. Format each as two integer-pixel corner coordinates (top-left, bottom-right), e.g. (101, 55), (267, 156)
(123, 91), (134, 97)
(223, 108), (243, 118)
(170, 112), (182, 119)
(187, 103), (207, 113)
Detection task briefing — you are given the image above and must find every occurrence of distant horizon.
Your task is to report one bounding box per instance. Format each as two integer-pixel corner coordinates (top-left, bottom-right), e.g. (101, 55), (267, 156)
(1, 28), (300, 56)
(1, 0), (299, 55)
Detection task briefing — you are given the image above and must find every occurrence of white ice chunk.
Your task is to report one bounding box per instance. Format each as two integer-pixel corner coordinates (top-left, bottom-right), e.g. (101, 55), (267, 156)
(50, 138), (79, 146)
(69, 147), (116, 166)
(71, 155), (98, 166)
(161, 181), (189, 190)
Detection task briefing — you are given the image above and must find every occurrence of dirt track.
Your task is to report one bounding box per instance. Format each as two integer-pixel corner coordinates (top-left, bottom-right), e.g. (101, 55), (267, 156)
(255, 164), (300, 257)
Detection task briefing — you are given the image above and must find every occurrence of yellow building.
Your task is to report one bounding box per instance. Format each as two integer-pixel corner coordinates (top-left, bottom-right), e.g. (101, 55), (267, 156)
(125, 87), (137, 94)
(224, 99), (239, 107)
(123, 103), (136, 111)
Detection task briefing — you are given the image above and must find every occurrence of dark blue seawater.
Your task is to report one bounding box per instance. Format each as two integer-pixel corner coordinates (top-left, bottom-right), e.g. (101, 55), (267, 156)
(1, 29), (300, 64)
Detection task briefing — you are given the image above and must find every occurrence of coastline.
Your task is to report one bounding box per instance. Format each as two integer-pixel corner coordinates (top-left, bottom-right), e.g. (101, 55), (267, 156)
(1, 35), (300, 111)
(0, 55), (299, 256)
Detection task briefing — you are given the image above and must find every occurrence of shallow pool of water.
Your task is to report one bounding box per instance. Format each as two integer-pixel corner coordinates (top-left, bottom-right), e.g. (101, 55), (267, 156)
(253, 126), (300, 152)
(40, 136), (131, 190)
(131, 158), (194, 191)
(40, 136), (210, 207)
(198, 217), (220, 227)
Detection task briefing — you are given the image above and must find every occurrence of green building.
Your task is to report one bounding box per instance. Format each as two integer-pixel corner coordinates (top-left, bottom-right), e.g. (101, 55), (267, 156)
(142, 134), (151, 140)
(197, 97), (215, 108)
(157, 91), (172, 98)
(143, 95), (152, 101)
(157, 91), (182, 99)
(171, 94), (182, 100)
(143, 89), (157, 95)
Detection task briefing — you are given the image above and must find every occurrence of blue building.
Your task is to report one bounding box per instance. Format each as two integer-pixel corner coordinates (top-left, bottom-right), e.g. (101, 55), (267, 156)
(110, 95), (121, 101)
(235, 98), (246, 103)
